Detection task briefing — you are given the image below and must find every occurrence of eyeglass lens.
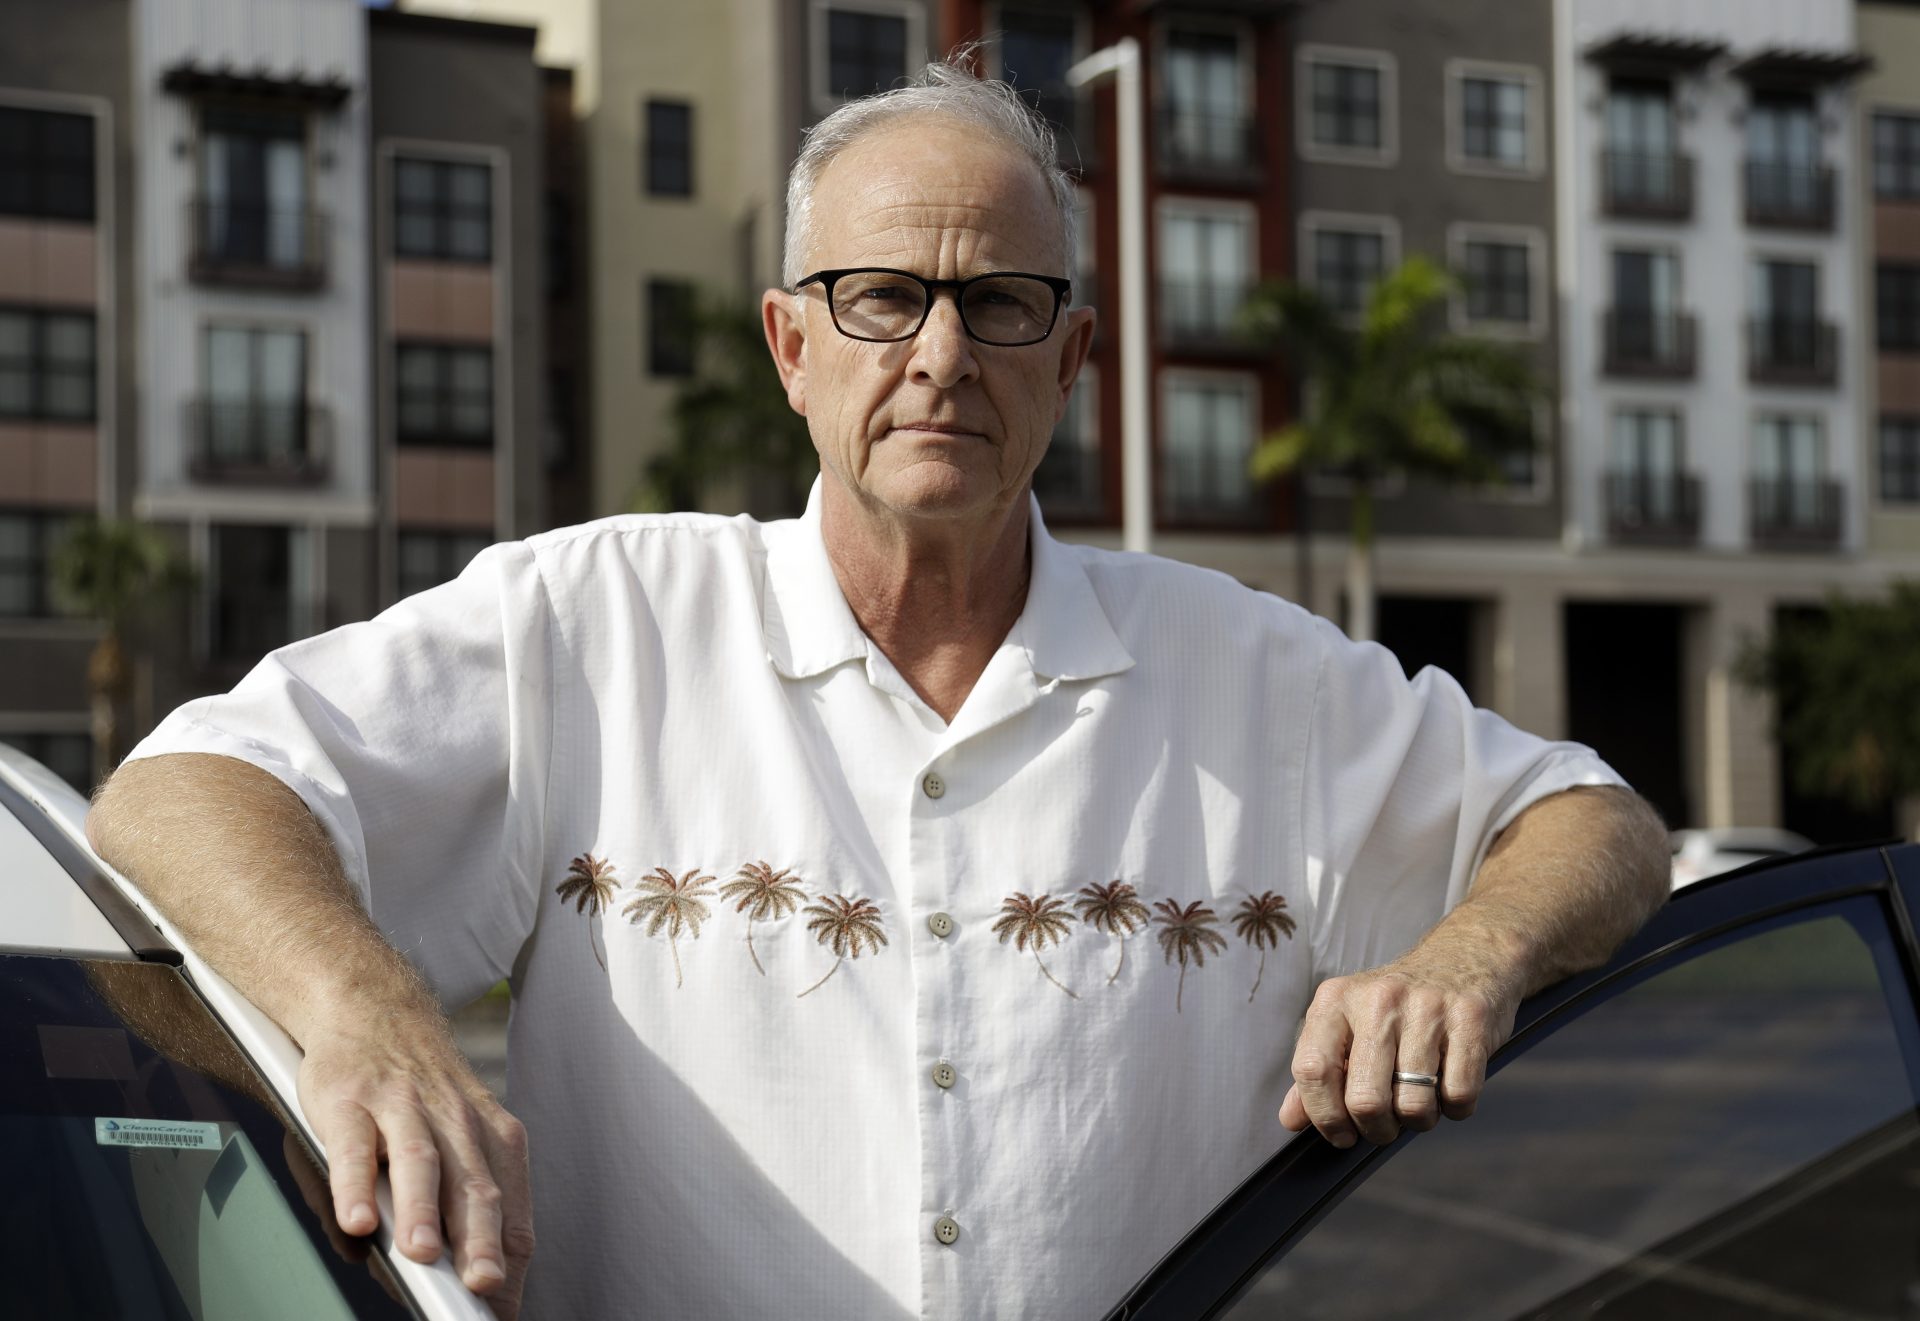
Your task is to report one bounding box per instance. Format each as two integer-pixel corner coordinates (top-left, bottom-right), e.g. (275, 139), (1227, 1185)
(829, 272), (1059, 345)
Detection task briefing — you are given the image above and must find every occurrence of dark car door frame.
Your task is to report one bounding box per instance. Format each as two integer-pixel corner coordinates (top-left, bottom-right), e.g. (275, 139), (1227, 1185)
(1105, 841), (1920, 1321)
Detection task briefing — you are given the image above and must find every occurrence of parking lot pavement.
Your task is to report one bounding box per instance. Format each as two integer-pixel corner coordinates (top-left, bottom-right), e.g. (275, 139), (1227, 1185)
(451, 992), (509, 1101)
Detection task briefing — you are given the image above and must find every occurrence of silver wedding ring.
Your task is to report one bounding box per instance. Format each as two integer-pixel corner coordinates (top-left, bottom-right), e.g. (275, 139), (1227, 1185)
(1392, 1070), (1440, 1088)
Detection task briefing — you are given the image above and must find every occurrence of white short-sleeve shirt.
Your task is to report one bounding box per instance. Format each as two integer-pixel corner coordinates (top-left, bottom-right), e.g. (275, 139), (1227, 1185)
(125, 485), (1624, 1320)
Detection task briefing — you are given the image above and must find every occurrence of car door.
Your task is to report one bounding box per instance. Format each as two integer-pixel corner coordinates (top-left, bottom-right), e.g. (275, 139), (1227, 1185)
(1107, 843), (1920, 1320)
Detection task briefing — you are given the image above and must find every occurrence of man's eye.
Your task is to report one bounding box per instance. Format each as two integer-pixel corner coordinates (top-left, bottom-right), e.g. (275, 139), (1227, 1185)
(854, 284), (912, 303)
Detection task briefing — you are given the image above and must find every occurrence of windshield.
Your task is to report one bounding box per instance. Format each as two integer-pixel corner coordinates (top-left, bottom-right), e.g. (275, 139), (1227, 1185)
(0, 952), (420, 1319)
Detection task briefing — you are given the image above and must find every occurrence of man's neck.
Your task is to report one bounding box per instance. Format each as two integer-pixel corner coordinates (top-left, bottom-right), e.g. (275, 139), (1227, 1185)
(819, 478), (1032, 724)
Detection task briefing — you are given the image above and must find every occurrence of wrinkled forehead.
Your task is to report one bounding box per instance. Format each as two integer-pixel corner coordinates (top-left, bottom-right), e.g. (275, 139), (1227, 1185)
(808, 119), (1064, 276)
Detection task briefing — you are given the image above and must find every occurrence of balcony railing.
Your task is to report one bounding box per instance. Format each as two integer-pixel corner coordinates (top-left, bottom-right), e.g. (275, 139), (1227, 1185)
(188, 200), (329, 289)
(1747, 317), (1839, 387)
(1033, 441), (1104, 521)
(1744, 161), (1836, 231)
(187, 399), (330, 485)
(1599, 150), (1693, 221)
(1159, 279), (1258, 354)
(1749, 477), (1842, 549)
(1156, 107), (1261, 184)
(1601, 310), (1697, 379)
(1605, 470), (1701, 545)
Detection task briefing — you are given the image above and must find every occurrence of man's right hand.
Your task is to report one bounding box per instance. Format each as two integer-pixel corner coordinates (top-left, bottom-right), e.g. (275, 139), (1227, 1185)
(296, 1014), (535, 1319)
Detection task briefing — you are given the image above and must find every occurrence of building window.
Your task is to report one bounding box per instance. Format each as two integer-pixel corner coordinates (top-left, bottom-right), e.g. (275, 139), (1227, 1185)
(1745, 89), (1824, 222)
(1873, 112), (1920, 201)
(1612, 410), (1682, 479)
(1460, 239), (1532, 326)
(209, 524), (305, 663)
(1752, 415), (1827, 521)
(398, 530), (492, 599)
(644, 100), (693, 197)
(394, 157), (492, 263)
(197, 106), (311, 272)
(1162, 28), (1249, 170)
(1882, 417), (1920, 505)
(1878, 264), (1920, 353)
(396, 344), (493, 447)
(1309, 224), (1388, 316)
(202, 326), (308, 466)
(0, 105), (95, 221)
(1163, 374), (1257, 520)
(0, 509), (81, 618)
(1160, 204), (1252, 339)
(648, 279), (696, 377)
(997, 7), (1080, 140)
(0, 307), (95, 422)
(1751, 258), (1823, 366)
(0, 731), (91, 794)
(1302, 51), (1390, 160)
(822, 5), (911, 102)
(1457, 71), (1530, 170)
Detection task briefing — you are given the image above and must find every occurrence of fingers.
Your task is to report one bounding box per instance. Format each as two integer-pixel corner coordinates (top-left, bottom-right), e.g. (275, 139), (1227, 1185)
(1343, 1005), (1400, 1146)
(1391, 988), (1447, 1134)
(1287, 981), (1357, 1148)
(322, 1099), (383, 1239)
(284, 1130), (369, 1265)
(484, 1111), (536, 1320)
(377, 1101), (445, 1265)
(1440, 995), (1495, 1121)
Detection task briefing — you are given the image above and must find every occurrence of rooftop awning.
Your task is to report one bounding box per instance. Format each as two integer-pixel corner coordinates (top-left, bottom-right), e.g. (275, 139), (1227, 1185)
(160, 62), (352, 109)
(1583, 33), (1728, 72)
(1731, 48), (1875, 87)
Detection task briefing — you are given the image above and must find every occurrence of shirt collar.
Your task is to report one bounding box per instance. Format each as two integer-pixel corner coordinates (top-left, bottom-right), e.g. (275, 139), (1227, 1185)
(760, 478), (1135, 684)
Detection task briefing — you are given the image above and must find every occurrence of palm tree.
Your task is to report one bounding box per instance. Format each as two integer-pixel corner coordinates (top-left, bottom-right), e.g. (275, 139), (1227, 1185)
(797, 893), (888, 998)
(621, 867), (716, 989)
(992, 892), (1080, 999)
(1152, 898), (1228, 1014)
(718, 860), (808, 976)
(1239, 255), (1539, 641)
(50, 518), (196, 785)
(1075, 881), (1150, 985)
(1232, 891), (1299, 1003)
(554, 852), (619, 971)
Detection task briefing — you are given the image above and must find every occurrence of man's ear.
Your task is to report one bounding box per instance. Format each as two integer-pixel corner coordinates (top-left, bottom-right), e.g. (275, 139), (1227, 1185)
(763, 289), (808, 417)
(1052, 304), (1097, 422)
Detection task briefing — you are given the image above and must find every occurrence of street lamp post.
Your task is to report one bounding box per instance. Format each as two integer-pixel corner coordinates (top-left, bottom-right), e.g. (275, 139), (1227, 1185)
(1066, 38), (1151, 555)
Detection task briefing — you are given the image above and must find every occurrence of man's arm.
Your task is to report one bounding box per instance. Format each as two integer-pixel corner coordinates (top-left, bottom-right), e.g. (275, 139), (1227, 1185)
(86, 752), (533, 1315)
(1280, 784), (1670, 1147)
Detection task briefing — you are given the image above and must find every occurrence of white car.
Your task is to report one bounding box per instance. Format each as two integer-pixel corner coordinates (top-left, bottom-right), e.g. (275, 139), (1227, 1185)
(0, 742), (492, 1320)
(1670, 826), (1816, 889)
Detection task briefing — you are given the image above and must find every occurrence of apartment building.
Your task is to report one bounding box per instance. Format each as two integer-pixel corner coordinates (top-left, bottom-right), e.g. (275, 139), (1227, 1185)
(1861, 3), (1920, 556)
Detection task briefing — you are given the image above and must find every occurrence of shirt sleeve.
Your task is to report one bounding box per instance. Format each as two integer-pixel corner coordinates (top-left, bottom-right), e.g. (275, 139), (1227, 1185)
(120, 540), (553, 1009)
(1298, 613), (1627, 982)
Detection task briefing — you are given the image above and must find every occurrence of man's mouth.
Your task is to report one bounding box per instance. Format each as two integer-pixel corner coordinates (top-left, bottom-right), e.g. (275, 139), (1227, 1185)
(888, 422), (985, 439)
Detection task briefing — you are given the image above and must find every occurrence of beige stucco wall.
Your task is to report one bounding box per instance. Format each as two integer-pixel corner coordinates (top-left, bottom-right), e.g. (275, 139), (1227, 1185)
(1860, 4), (1920, 550)
(401, 0), (597, 106)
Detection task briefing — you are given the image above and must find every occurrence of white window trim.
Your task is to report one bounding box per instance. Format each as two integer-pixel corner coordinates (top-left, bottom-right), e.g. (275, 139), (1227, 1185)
(1749, 410), (1829, 483)
(986, 1), (1093, 146)
(809, 0), (926, 117)
(1446, 222), (1549, 341)
(1297, 210), (1401, 321)
(1152, 13), (1257, 116)
(1155, 195), (1259, 272)
(1444, 58), (1546, 180)
(1296, 44), (1398, 168)
(1158, 366), (1262, 507)
(1748, 250), (1828, 319)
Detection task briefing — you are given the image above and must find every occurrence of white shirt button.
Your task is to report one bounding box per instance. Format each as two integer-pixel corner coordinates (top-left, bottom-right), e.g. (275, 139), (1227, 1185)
(921, 772), (946, 799)
(931, 1061), (957, 1089)
(933, 1215), (960, 1246)
(927, 911), (954, 938)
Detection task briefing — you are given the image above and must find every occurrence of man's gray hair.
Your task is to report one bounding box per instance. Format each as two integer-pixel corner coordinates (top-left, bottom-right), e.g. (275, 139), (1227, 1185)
(782, 53), (1078, 290)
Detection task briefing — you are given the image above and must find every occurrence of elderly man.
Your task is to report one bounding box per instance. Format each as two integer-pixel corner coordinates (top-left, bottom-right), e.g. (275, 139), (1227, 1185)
(86, 59), (1668, 1320)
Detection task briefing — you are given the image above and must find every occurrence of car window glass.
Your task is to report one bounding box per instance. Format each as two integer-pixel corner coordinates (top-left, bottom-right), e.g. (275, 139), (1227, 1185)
(0, 954), (418, 1319)
(1219, 903), (1920, 1320)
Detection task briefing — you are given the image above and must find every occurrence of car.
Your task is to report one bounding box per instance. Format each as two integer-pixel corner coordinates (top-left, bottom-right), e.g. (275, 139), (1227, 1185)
(0, 743), (493, 1320)
(1670, 825), (1816, 889)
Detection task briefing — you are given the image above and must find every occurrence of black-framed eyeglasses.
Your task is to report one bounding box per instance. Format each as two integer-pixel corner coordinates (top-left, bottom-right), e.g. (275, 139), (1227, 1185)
(794, 267), (1072, 347)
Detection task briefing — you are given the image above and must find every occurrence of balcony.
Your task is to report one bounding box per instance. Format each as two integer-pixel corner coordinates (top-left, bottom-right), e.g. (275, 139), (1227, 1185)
(1033, 442), (1104, 522)
(1605, 471), (1701, 546)
(188, 200), (329, 289)
(187, 399), (331, 485)
(1599, 151), (1693, 221)
(1155, 107), (1261, 186)
(1749, 477), (1842, 550)
(1744, 162), (1836, 231)
(1601, 310), (1697, 379)
(1747, 317), (1839, 387)
(1159, 279), (1260, 356)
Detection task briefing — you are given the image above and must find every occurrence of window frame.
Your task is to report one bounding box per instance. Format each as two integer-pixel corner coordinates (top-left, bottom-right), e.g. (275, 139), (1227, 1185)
(643, 99), (694, 199)
(1102, 843), (1920, 1320)
(1295, 45), (1398, 168)
(1444, 58), (1545, 179)
(1879, 415), (1920, 506)
(646, 278), (698, 378)
(0, 101), (98, 222)
(1446, 223), (1548, 340)
(1877, 262), (1920, 354)
(1874, 110), (1920, 202)
(0, 507), (83, 619)
(1157, 367), (1262, 524)
(808, 0), (925, 116)
(1297, 211), (1401, 321)
(987, 2), (1091, 152)
(390, 154), (495, 264)
(393, 341), (495, 449)
(0, 305), (98, 424)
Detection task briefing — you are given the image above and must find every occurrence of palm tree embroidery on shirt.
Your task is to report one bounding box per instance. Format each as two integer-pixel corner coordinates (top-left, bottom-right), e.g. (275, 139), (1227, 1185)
(1232, 891), (1299, 1003)
(554, 853), (620, 971)
(1074, 881), (1151, 985)
(993, 892), (1081, 999)
(797, 893), (888, 998)
(621, 867), (716, 989)
(718, 861), (808, 976)
(1152, 898), (1229, 1014)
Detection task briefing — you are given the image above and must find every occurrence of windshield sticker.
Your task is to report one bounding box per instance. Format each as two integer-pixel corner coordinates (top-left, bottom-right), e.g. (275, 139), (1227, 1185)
(94, 1117), (224, 1151)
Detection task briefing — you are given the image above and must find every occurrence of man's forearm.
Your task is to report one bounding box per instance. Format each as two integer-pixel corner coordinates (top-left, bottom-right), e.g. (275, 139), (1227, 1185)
(1398, 784), (1671, 1008)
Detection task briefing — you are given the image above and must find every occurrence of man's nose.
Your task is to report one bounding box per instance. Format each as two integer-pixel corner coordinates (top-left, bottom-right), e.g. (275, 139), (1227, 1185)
(906, 290), (980, 388)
